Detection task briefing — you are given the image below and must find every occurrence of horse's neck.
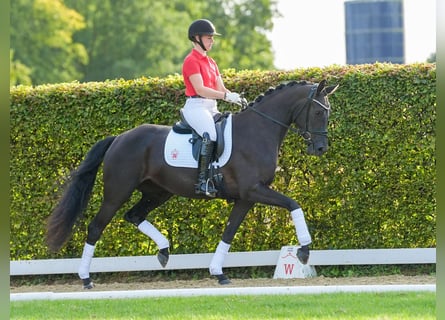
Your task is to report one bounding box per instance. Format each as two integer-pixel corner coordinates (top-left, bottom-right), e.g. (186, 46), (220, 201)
(235, 101), (291, 146)
(257, 91), (300, 126)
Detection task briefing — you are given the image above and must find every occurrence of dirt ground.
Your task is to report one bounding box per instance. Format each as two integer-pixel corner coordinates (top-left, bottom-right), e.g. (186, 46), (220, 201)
(10, 274), (436, 293)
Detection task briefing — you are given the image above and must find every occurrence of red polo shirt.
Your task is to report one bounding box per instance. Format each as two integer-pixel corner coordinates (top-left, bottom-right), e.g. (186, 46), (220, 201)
(182, 49), (220, 97)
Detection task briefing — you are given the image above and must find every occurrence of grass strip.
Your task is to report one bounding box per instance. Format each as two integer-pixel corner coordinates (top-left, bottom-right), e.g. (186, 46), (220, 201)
(10, 291), (435, 320)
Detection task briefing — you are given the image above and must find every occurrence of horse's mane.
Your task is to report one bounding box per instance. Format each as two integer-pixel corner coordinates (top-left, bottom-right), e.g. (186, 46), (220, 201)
(244, 80), (311, 109)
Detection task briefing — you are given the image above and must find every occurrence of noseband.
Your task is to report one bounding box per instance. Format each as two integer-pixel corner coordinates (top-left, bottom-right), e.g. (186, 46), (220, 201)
(246, 85), (331, 143)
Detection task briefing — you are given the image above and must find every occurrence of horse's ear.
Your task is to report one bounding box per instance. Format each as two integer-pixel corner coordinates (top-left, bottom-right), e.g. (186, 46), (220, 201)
(325, 84), (339, 95)
(316, 79), (327, 95)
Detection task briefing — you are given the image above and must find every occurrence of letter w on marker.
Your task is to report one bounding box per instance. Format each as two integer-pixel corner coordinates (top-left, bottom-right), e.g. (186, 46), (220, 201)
(284, 263), (295, 275)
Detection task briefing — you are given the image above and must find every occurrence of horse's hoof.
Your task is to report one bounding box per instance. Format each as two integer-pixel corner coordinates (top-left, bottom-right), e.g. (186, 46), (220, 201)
(215, 274), (231, 285)
(157, 248), (169, 268)
(297, 245), (310, 265)
(82, 278), (94, 289)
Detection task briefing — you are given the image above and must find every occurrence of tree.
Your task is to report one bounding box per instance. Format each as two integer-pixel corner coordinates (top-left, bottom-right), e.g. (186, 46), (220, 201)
(65, 0), (277, 80)
(210, 0), (278, 71)
(426, 52), (436, 63)
(11, 0), (278, 84)
(10, 0), (88, 85)
(65, 0), (192, 81)
(10, 49), (32, 86)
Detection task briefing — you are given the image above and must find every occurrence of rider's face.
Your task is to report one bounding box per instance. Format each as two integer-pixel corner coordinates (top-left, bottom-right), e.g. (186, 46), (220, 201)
(197, 35), (214, 51)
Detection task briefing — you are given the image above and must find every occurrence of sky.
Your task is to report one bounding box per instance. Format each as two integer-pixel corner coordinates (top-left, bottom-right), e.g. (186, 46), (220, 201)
(269, 0), (436, 69)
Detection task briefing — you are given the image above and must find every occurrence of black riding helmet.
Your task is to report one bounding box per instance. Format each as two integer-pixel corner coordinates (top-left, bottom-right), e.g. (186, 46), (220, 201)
(188, 19), (221, 51)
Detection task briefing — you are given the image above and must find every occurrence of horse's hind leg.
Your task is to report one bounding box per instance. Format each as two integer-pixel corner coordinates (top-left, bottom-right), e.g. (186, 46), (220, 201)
(78, 172), (139, 289)
(78, 199), (128, 289)
(123, 189), (172, 267)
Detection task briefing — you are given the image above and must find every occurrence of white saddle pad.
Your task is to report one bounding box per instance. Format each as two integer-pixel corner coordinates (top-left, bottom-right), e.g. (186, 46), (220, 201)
(164, 115), (233, 168)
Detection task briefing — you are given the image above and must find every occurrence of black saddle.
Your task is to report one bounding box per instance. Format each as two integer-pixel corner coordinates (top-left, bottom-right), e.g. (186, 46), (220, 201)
(172, 112), (229, 161)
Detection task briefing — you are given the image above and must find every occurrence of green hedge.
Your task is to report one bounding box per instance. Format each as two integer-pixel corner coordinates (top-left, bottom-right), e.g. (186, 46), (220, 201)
(10, 64), (436, 260)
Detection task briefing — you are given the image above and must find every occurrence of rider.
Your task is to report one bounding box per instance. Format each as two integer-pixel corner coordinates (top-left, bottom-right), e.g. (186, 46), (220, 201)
(181, 19), (242, 197)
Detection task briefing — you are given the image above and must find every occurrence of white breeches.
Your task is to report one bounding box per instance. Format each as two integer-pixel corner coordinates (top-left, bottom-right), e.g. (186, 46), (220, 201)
(181, 98), (219, 141)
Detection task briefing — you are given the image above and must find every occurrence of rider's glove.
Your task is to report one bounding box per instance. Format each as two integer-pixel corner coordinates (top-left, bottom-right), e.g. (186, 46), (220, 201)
(224, 92), (242, 105)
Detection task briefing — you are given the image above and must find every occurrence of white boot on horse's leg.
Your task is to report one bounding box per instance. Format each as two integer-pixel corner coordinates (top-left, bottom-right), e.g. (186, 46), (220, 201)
(78, 242), (95, 289)
(291, 208), (312, 264)
(209, 240), (231, 284)
(137, 220), (170, 267)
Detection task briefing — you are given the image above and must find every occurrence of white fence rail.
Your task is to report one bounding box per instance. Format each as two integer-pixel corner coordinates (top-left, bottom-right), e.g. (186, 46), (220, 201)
(10, 248), (435, 276)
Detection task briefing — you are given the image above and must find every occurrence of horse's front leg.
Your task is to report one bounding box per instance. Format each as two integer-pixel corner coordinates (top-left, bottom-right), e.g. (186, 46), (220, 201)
(246, 183), (312, 263)
(123, 192), (172, 268)
(210, 200), (254, 285)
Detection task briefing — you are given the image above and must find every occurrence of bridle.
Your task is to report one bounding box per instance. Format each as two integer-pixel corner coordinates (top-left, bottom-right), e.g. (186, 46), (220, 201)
(244, 85), (331, 143)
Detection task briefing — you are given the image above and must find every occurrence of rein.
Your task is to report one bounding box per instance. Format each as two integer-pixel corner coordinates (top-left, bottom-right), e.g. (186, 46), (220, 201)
(245, 85), (330, 142)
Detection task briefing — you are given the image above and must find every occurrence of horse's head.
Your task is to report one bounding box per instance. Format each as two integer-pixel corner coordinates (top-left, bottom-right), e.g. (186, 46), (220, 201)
(296, 80), (339, 156)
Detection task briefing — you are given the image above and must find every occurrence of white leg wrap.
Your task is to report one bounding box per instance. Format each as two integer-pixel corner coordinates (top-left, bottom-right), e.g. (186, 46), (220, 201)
(138, 220), (169, 249)
(209, 241), (231, 275)
(78, 243), (95, 280)
(291, 208), (312, 246)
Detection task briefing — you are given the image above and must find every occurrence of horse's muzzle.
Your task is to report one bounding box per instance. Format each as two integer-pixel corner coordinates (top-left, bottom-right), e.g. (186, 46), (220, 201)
(307, 140), (328, 156)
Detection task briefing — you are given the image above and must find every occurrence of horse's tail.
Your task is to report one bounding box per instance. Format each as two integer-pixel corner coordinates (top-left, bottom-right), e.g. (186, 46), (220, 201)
(46, 136), (116, 252)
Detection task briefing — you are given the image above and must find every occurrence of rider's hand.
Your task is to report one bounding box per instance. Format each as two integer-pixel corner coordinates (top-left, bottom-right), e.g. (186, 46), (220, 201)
(224, 92), (242, 105)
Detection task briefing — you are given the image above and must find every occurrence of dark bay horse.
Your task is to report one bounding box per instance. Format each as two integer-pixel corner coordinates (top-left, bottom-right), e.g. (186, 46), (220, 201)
(46, 80), (338, 288)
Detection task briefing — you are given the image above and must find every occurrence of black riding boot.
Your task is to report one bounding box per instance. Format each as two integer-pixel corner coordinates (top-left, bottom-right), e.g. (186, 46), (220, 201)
(196, 132), (217, 197)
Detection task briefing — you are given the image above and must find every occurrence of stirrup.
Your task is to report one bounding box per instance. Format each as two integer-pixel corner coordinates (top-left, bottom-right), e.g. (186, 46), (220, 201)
(196, 179), (217, 197)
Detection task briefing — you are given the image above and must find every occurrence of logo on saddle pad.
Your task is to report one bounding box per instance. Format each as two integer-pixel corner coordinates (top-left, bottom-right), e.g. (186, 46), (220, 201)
(164, 115), (233, 168)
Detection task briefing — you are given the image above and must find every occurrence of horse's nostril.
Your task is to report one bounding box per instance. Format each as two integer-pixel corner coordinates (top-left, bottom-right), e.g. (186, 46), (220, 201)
(317, 145), (328, 154)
